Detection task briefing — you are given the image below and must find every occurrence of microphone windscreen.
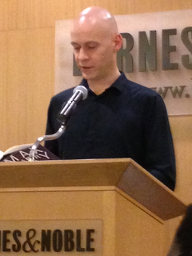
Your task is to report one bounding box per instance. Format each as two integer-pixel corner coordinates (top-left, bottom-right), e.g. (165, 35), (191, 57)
(73, 85), (88, 100)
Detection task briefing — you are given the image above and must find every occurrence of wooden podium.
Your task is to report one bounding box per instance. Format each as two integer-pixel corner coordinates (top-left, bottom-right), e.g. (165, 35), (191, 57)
(0, 158), (186, 256)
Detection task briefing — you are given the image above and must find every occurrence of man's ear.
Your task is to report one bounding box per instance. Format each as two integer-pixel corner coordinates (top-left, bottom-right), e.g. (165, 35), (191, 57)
(113, 33), (123, 51)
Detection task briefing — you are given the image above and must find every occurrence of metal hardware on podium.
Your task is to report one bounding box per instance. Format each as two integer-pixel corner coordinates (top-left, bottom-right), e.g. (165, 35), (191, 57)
(29, 125), (66, 161)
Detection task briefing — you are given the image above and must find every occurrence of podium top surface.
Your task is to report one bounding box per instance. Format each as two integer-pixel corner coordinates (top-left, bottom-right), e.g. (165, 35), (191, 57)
(0, 158), (186, 220)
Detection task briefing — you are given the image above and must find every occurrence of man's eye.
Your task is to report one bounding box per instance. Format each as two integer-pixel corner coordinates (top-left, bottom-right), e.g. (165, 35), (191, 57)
(73, 47), (80, 51)
(87, 44), (97, 49)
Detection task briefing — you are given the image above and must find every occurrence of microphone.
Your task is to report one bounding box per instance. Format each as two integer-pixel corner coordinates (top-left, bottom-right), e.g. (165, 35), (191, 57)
(57, 85), (88, 124)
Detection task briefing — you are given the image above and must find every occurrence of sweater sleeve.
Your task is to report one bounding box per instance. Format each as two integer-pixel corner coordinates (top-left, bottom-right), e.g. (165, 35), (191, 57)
(143, 94), (176, 190)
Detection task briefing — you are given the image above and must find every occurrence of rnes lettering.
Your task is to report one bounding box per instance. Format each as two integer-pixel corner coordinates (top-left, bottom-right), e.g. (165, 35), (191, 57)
(118, 27), (192, 72)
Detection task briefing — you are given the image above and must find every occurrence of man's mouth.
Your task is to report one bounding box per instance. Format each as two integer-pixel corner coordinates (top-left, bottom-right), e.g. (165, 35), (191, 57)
(80, 66), (93, 70)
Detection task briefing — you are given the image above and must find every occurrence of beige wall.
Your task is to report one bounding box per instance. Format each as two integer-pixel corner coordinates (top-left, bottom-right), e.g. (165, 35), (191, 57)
(0, 0), (192, 202)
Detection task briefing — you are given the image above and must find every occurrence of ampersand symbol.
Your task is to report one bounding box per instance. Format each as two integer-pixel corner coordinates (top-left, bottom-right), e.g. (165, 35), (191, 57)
(22, 229), (40, 252)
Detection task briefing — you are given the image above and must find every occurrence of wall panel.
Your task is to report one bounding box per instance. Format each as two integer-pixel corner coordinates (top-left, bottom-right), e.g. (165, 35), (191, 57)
(170, 116), (192, 199)
(0, 28), (54, 149)
(0, 1), (8, 31)
(0, 33), (8, 148)
(0, 0), (192, 31)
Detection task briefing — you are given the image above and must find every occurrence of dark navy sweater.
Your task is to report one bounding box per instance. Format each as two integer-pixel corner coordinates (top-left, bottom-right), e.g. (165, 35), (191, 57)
(45, 73), (176, 190)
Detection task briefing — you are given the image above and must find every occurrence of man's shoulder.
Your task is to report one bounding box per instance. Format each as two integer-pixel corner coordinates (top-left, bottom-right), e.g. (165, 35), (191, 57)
(119, 74), (165, 111)
(122, 76), (159, 99)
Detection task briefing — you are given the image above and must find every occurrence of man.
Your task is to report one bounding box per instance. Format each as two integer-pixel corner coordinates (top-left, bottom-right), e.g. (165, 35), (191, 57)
(45, 6), (176, 190)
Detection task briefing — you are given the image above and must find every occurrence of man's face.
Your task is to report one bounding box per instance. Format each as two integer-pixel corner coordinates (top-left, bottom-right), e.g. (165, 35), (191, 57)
(71, 23), (116, 82)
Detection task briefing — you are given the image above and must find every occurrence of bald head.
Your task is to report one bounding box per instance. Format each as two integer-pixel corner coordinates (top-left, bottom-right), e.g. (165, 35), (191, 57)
(70, 6), (122, 88)
(72, 6), (119, 35)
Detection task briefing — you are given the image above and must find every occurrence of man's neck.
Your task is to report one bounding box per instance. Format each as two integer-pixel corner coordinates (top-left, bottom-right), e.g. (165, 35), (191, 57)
(88, 70), (121, 95)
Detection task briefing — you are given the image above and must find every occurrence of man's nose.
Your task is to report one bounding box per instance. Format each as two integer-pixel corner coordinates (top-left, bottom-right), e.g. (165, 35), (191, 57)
(78, 48), (89, 61)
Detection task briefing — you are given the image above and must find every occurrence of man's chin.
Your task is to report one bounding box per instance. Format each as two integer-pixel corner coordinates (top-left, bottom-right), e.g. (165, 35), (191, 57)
(81, 72), (95, 81)
(81, 70), (105, 82)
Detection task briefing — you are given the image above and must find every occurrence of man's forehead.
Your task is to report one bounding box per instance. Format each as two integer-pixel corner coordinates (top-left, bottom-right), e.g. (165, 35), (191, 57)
(71, 19), (107, 34)
(71, 24), (109, 41)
